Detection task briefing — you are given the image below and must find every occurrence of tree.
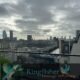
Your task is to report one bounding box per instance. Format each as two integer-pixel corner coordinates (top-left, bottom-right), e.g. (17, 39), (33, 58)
(0, 56), (11, 64)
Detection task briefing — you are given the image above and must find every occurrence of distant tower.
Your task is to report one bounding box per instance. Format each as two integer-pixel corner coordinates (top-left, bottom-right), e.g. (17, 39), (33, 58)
(3, 30), (7, 39)
(27, 35), (32, 41)
(10, 30), (13, 40)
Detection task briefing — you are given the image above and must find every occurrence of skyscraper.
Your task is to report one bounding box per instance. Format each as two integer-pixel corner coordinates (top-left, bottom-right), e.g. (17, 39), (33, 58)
(3, 30), (7, 39)
(76, 30), (80, 38)
(10, 30), (13, 40)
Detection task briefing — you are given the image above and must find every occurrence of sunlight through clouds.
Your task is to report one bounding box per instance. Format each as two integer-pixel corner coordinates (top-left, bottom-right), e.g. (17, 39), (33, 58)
(0, 0), (18, 4)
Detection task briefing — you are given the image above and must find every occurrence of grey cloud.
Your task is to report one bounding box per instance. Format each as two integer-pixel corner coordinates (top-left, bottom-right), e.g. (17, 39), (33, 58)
(43, 29), (51, 33)
(65, 12), (80, 22)
(0, 0), (80, 37)
(13, 0), (80, 36)
(0, 4), (9, 16)
(15, 19), (38, 29)
(22, 29), (42, 35)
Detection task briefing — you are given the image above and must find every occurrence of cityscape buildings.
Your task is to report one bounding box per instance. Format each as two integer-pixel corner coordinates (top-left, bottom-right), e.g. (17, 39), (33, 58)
(0, 30), (80, 79)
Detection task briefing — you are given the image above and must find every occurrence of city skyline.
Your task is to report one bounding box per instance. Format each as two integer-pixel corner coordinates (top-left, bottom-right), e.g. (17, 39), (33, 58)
(0, 30), (75, 40)
(0, 0), (80, 39)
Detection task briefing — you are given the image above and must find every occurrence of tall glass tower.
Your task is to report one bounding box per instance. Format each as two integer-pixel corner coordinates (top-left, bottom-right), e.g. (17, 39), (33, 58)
(3, 30), (7, 39)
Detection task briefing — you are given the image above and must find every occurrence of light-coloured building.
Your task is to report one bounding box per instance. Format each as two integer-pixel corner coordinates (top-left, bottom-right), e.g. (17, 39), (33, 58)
(70, 38), (80, 63)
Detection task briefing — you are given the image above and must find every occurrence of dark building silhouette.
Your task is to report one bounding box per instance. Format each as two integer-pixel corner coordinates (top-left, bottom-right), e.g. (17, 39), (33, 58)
(61, 40), (70, 54)
(10, 30), (13, 40)
(3, 30), (7, 39)
(76, 30), (80, 38)
(75, 30), (80, 42)
(27, 35), (33, 41)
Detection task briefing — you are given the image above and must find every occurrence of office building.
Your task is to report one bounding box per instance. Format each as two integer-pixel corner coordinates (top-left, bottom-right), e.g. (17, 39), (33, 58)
(10, 30), (13, 40)
(3, 30), (7, 39)
(76, 30), (80, 40)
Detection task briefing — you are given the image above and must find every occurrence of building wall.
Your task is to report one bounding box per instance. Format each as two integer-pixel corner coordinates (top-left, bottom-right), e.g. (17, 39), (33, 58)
(70, 38), (80, 63)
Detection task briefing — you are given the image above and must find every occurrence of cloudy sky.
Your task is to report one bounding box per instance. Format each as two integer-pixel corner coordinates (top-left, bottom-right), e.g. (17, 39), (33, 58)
(0, 0), (80, 39)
